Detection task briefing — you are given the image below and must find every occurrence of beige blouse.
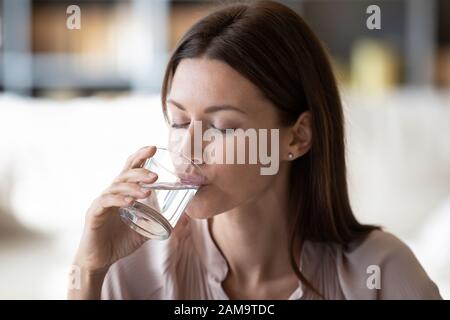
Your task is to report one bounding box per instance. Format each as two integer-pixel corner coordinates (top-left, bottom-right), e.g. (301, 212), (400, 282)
(101, 217), (442, 300)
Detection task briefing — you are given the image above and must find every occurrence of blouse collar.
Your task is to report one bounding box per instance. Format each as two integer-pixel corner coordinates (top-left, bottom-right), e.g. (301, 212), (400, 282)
(189, 217), (304, 299)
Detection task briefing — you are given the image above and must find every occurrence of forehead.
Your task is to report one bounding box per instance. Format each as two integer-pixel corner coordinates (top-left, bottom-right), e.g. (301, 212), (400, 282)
(168, 57), (267, 112)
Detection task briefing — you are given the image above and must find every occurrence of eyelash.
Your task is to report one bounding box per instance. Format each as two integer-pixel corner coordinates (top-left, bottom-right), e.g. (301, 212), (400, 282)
(170, 123), (189, 129)
(212, 126), (235, 134)
(170, 123), (237, 133)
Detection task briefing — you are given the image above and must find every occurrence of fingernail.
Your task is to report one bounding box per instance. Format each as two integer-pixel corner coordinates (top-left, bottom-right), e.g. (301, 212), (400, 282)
(125, 197), (134, 203)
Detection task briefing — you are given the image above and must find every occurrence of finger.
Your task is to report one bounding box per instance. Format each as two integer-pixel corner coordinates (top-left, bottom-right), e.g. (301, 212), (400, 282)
(173, 213), (190, 232)
(105, 182), (152, 199)
(91, 194), (134, 217)
(113, 168), (158, 183)
(121, 146), (157, 173)
(179, 213), (190, 226)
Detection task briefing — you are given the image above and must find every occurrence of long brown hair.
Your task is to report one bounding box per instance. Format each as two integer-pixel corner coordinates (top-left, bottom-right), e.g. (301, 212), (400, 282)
(161, 0), (379, 298)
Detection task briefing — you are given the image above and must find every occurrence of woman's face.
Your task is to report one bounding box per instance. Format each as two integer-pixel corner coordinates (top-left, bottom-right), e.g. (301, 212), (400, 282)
(166, 57), (291, 218)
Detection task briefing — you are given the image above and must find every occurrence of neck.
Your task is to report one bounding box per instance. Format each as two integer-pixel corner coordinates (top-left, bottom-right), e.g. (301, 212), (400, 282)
(209, 166), (300, 286)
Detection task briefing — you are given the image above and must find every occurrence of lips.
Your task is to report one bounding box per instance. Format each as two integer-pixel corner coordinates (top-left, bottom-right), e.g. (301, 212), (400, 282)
(178, 173), (208, 186)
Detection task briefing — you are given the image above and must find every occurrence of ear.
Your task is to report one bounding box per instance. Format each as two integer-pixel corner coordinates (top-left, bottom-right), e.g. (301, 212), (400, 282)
(285, 111), (312, 160)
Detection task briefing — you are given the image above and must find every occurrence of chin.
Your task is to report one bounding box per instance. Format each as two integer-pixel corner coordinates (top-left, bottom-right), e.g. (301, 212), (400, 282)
(185, 210), (214, 219)
(185, 196), (233, 219)
(184, 187), (236, 219)
(185, 198), (221, 219)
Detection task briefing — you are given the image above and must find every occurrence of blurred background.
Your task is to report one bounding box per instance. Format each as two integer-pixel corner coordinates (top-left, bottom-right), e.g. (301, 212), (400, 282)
(0, 0), (449, 299)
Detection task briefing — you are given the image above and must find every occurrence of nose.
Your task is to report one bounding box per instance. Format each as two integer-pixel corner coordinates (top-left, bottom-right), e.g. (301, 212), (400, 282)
(170, 121), (204, 166)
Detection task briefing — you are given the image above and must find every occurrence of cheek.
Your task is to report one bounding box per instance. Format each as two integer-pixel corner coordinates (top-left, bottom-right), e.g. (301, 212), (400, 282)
(185, 164), (273, 218)
(214, 164), (264, 193)
(168, 129), (189, 151)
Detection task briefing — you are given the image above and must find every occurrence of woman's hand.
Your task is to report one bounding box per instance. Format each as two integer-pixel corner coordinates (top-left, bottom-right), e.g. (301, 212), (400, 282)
(69, 146), (158, 299)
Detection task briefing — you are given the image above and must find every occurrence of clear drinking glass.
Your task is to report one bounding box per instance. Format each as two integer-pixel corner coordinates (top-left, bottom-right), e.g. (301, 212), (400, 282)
(119, 147), (204, 240)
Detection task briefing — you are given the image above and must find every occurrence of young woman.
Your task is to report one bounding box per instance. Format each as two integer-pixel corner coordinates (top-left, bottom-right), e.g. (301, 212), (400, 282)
(69, 1), (441, 300)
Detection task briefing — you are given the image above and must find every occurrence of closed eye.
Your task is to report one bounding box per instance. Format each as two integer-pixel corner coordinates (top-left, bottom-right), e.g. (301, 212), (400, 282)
(170, 123), (190, 129)
(170, 122), (238, 133)
(210, 124), (238, 133)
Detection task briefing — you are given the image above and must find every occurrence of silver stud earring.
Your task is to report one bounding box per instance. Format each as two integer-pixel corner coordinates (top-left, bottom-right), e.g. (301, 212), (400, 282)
(288, 152), (294, 160)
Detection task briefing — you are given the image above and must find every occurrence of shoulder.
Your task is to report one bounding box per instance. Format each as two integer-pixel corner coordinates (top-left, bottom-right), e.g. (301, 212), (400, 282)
(337, 229), (442, 299)
(101, 221), (194, 300)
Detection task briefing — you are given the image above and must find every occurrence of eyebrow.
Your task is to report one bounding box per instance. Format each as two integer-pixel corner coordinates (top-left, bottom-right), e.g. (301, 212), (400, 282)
(166, 98), (248, 115)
